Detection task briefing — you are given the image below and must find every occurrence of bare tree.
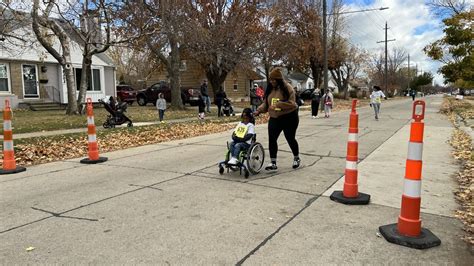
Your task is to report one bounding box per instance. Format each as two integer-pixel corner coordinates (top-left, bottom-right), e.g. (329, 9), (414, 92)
(183, 1), (261, 95)
(330, 44), (368, 98)
(107, 45), (158, 88)
(32, 0), (79, 114)
(428, 0), (470, 16)
(368, 47), (408, 96)
(118, 1), (188, 109)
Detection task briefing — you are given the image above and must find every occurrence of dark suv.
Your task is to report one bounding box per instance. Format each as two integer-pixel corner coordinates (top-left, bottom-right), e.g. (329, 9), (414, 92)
(136, 82), (201, 106)
(116, 84), (137, 105)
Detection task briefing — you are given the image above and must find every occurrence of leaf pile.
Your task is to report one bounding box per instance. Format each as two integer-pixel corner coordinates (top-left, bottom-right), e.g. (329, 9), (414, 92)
(2, 115), (269, 167)
(449, 129), (474, 246)
(443, 97), (474, 246)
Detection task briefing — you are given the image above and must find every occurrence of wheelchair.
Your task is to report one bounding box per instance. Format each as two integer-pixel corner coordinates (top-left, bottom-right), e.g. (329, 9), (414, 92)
(218, 135), (265, 178)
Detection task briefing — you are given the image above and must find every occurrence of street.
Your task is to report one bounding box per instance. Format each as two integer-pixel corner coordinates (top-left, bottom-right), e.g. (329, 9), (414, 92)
(0, 95), (472, 264)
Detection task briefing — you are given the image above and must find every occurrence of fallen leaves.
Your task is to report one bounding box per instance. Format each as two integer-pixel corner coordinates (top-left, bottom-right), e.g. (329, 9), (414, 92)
(1, 115), (270, 167)
(444, 97), (474, 246)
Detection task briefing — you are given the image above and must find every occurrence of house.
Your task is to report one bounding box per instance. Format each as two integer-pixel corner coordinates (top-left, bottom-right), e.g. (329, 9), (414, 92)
(148, 59), (263, 102)
(0, 12), (116, 109)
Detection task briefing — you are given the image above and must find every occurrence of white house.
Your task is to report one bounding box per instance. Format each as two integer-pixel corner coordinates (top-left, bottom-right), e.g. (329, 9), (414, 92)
(0, 14), (116, 109)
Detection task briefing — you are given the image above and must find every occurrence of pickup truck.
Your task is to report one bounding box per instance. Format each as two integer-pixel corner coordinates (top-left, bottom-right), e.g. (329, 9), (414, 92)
(136, 82), (201, 106)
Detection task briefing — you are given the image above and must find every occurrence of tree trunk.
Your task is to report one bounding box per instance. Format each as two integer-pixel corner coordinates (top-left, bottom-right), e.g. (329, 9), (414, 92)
(168, 37), (184, 109)
(206, 63), (228, 97)
(77, 53), (92, 110)
(310, 58), (323, 89)
(64, 65), (78, 115)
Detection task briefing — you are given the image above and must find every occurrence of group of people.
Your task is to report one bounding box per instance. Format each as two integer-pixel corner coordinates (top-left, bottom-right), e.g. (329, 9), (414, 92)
(155, 68), (388, 172)
(309, 88), (334, 119)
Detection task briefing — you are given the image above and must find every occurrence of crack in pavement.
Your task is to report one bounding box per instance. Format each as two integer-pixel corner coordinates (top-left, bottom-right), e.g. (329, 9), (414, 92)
(235, 111), (412, 265)
(0, 165), (205, 235)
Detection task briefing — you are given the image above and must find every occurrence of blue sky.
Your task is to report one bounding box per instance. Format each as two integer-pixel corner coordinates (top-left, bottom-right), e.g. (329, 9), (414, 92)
(341, 0), (446, 84)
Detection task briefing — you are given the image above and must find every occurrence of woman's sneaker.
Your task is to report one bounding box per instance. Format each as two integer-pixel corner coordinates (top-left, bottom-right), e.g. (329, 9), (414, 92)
(293, 157), (301, 169)
(265, 163), (278, 171)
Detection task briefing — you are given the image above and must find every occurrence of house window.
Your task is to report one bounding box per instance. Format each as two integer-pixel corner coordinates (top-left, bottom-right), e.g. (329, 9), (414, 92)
(233, 79), (238, 91)
(179, 60), (187, 71)
(74, 68), (102, 91)
(0, 63), (11, 93)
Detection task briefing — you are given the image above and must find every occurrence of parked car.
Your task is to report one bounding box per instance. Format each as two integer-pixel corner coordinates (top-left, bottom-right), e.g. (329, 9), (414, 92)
(116, 84), (137, 105)
(299, 88), (315, 100)
(136, 82), (201, 106)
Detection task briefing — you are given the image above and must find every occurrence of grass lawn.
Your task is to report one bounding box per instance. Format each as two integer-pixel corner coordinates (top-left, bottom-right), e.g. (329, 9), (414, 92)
(2, 104), (212, 134)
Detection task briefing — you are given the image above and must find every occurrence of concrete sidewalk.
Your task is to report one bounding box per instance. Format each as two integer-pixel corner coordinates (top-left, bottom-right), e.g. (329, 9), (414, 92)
(0, 96), (471, 264)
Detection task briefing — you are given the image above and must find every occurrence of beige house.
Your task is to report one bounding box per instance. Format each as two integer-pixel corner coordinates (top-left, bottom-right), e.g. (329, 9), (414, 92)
(148, 59), (263, 102)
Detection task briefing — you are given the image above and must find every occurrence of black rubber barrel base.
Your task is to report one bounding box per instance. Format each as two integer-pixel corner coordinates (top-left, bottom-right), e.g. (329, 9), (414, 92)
(379, 223), (441, 249)
(330, 190), (370, 205)
(80, 157), (108, 164)
(0, 166), (26, 175)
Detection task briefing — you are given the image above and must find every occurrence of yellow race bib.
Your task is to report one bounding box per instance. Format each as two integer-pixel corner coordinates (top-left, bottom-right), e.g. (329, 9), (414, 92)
(375, 97), (381, 103)
(234, 125), (248, 138)
(271, 98), (281, 111)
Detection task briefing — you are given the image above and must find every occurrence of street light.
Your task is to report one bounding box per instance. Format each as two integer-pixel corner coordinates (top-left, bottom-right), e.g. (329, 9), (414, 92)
(322, 2), (389, 94)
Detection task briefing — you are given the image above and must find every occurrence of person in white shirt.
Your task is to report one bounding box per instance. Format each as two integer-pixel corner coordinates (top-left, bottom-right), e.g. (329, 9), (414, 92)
(227, 108), (255, 165)
(370, 86), (386, 120)
(156, 93), (167, 123)
(323, 89), (334, 118)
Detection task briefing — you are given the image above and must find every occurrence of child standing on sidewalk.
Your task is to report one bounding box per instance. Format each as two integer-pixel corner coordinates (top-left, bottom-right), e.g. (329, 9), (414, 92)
(198, 95), (206, 120)
(323, 89), (334, 118)
(156, 93), (167, 123)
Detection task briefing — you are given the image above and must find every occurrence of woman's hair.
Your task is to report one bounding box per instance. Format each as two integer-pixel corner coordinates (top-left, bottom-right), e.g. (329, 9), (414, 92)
(264, 79), (289, 100)
(158, 93), (163, 98)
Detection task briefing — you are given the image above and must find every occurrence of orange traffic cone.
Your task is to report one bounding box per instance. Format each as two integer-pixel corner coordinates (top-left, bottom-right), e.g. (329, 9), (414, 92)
(80, 98), (107, 164)
(0, 99), (26, 174)
(379, 100), (441, 249)
(330, 100), (370, 204)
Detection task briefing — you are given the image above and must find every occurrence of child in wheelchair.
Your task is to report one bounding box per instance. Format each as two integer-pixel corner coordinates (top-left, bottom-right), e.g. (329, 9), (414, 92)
(227, 108), (255, 165)
(218, 108), (265, 178)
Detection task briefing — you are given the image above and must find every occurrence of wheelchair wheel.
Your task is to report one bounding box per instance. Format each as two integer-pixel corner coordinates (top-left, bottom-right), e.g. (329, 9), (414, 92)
(246, 142), (265, 174)
(219, 166), (224, 175)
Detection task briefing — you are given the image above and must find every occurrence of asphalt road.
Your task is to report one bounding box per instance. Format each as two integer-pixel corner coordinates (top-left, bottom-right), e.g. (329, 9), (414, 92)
(0, 95), (472, 264)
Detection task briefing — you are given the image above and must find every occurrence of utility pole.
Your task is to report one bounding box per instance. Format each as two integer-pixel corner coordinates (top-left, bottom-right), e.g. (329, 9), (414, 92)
(377, 22), (395, 95)
(407, 53), (410, 86)
(323, 0), (328, 94)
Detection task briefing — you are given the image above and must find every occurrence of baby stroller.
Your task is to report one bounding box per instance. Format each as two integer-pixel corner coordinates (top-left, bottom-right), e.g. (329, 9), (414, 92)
(218, 134), (265, 178)
(99, 97), (133, 128)
(222, 98), (235, 116)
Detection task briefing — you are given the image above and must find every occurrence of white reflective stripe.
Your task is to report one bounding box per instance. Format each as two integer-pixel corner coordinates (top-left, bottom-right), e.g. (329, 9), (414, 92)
(88, 135), (97, 142)
(348, 133), (358, 142)
(3, 140), (13, 151)
(87, 117), (95, 125)
(346, 161), (357, 170)
(403, 179), (422, 198)
(3, 121), (11, 130)
(407, 142), (423, 161)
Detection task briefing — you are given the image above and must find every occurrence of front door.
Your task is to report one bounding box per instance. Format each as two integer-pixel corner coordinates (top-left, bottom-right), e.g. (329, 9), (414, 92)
(22, 64), (39, 98)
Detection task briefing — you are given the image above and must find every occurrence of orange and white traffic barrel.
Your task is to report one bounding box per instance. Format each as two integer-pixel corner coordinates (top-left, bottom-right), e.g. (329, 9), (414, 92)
(80, 98), (107, 164)
(379, 100), (441, 249)
(330, 99), (370, 204)
(0, 99), (26, 174)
